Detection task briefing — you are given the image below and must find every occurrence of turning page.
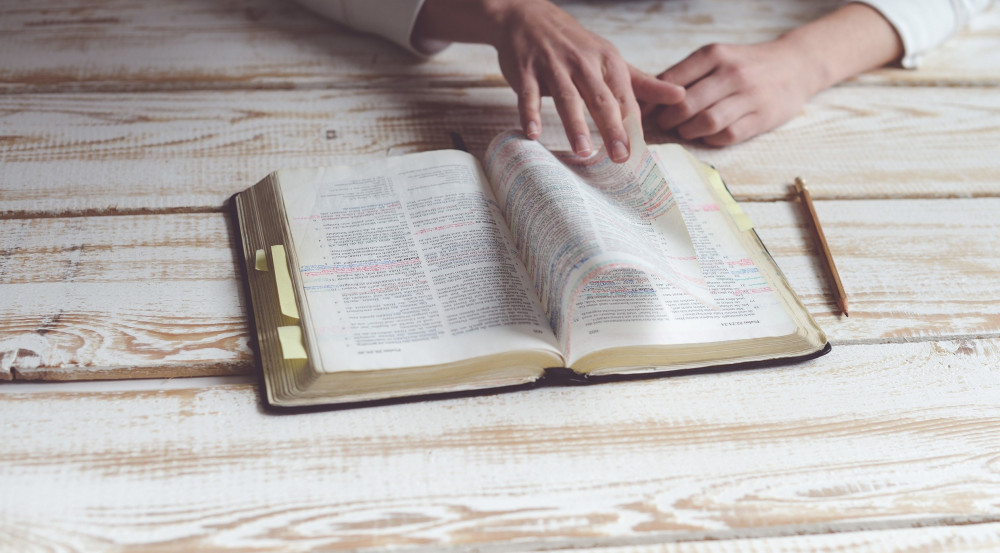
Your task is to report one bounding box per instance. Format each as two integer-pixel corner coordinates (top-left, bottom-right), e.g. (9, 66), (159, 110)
(485, 119), (802, 369)
(485, 118), (714, 358)
(568, 144), (802, 370)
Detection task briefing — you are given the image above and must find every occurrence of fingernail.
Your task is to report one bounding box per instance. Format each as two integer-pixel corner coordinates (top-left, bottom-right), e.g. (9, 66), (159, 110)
(525, 121), (539, 139)
(610, 140), (628, 162)
(573, 134), (592, 156)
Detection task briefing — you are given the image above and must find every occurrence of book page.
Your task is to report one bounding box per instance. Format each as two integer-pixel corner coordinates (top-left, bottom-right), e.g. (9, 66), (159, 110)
(277, 150), (560, 373)
(484, 118), (714, 356)
(563, 145), (799, 366)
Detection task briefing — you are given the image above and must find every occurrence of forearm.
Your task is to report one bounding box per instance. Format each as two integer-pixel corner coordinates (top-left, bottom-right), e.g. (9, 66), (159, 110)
(780, 3), (904, 95)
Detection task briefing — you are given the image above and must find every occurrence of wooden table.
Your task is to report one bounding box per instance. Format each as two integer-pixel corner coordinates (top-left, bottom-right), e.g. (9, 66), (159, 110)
(2, 1), (999, 550)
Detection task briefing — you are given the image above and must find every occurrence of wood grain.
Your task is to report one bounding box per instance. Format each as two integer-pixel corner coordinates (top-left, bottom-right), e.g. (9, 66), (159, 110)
(0, 213), (251, 381)
(1, 338), (998, 551)
(744, 198), (1000, 342)
(2, 1), (997, 550)
(550, 523), (1000, 553)
(1, 0), (997, 94)
(2, 198), (999, 381)
(3, 86), (999, 218)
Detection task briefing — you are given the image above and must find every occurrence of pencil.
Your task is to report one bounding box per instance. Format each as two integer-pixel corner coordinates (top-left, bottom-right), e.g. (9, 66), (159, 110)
(794, 177), (849, 317)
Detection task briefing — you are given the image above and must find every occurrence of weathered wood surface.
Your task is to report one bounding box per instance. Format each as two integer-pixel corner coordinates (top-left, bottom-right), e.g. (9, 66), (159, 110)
(2, 338), (999, 551)
(744, 198), (1000, 342)
(2, 0), (997, 94)
(3, 85), (999, 218)
(550, 523), (1000, 553)
(0, 213), (250, 381)
(2, 199), (998, 381)
(2, 2), (997, 550)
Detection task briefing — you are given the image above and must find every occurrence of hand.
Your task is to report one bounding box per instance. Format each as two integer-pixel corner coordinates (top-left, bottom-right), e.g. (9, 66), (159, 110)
(491, 1), (684, 161)
(414, 0), (684, 162)
(648, 3), (903, 147)
(651, 39), (819, 147)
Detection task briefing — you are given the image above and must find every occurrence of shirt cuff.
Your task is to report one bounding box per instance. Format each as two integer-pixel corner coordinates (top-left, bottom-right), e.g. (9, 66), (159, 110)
(852, 0), (975, 68)
(294, 0), (450, 57)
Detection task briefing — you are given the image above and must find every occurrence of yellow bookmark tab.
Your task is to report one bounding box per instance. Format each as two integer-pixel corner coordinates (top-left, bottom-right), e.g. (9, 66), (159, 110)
(704, 166), (754, 231)
(254, 249), (268, 271)
(277, 325), (308, 360)
(270, 244), (300, 321)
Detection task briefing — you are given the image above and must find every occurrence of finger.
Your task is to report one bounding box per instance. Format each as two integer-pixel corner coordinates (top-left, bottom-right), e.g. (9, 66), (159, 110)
(676, 93), (753, 140)
(607, 62), (642, 118)
(548, 73), (593, 157)
(656, 70), (735, 130)
(656, 43), (726, 88)
(580, 61), (634, 162)
(517, 73), (542, 139)
(631, 65), (684, 116)
(701, 112), (763, 147)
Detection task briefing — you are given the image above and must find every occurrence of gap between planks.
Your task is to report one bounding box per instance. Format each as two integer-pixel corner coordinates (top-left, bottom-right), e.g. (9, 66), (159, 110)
(2, 78), (997, 98)
(6, 193), (1000, 222)
(0, 204), (221, 221)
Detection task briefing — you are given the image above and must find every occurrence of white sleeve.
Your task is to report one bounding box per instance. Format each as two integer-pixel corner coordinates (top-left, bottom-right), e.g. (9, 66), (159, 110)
(291, 0), (450, 56)
(852, 0), (996, 68)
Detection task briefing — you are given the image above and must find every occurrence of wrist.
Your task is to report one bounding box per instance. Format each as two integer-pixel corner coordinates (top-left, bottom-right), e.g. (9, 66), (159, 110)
(777, 3), (904, 95)
(480, 0), (538, 48)
(776, 26), (837, 97)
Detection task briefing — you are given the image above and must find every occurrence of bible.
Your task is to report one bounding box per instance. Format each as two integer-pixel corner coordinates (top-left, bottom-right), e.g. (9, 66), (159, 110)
(231, 118), (828, 409)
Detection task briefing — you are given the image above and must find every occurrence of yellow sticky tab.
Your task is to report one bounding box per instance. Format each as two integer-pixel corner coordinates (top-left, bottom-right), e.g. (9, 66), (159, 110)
(704, 166), (754, 232)
(254, 249), (267, 271)
(277, 325), (308, 360)
(732, 212), (753, 231)
(271, 244), (300, 321)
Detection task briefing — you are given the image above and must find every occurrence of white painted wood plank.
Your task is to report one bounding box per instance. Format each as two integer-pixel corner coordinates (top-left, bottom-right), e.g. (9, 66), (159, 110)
(687, 86), (1000, 202)
(547, 523), (1000, 553)
(744, 198), (1000, 343)
(3, 86), (998, 217)
(1, 0), (997, 93)
(1, 339), (998, 551)
(2, 198), (999, 381)
(0, 214), (251, 381)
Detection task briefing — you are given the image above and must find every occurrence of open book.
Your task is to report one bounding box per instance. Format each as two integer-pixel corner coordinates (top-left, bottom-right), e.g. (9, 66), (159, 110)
(231, 118), (828, 408)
